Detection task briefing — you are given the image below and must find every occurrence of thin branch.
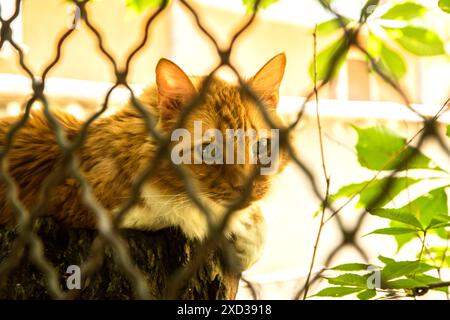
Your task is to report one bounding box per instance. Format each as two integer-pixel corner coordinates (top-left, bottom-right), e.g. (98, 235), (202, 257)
(298, 24), (331, 300)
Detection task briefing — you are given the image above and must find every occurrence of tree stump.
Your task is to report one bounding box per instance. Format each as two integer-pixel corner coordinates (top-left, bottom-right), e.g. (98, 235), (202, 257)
(0, 218), (240, 299)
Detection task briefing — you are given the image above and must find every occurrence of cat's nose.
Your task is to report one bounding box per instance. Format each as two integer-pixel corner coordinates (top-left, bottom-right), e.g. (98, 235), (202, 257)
(231, 182), (245, 192)
(231, 180), (256, 193)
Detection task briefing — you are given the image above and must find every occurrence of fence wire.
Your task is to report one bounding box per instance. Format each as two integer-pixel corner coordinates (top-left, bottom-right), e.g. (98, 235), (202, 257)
(0, 0), (448, 300)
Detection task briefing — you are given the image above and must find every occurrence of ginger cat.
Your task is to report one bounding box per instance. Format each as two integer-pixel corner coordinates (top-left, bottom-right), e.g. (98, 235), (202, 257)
(0, 53), (288, 271)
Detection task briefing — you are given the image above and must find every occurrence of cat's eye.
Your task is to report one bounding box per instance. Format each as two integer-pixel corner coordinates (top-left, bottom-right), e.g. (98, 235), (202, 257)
(253, 138), (271, 163)
(196, 142), (222, 163)
(202, 143), (216, 157)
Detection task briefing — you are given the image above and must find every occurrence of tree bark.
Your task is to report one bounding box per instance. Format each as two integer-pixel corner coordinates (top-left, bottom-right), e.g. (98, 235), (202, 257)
(0, 218), (240, 299)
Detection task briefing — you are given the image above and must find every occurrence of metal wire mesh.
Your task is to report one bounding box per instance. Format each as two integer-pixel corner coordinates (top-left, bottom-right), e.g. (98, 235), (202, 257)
(0, 0), (448, 300)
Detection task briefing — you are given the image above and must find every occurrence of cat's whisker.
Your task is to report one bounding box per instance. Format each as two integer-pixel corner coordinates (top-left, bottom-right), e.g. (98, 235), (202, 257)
(171, 201), (192, 212)
(113, 193), (187, 200)
(145, 176), (166, 186)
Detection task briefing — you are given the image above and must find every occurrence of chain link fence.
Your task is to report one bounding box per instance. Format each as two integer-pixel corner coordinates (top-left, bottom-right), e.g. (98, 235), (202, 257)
(0, 0), (449, 299)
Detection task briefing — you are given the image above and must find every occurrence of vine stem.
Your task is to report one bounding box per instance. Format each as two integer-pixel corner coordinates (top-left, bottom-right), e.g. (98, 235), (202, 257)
(298, 24), (331, 300)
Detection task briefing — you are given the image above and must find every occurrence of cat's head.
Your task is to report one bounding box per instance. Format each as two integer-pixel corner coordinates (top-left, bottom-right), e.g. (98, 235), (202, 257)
(153, 54), (289, 208)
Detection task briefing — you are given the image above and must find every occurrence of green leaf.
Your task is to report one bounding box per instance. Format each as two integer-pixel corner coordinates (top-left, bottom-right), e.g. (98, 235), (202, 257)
(314, 286), (363, 297)
(365, 227), (418, 236)
(330, 263), (370, 271)
(439, 0), (450, 13)
(368, 31), (382, 56)
(331, 177), (418, 209)
(373, 188), (449, 248)
(381, 260), (434, 280)
(316, 18), (350, 36)
(447, 125), (450, 137)
(385, 26), (445, 56)
(422, 248), (450, 268)
(411, 274), (449, 293)
(427, 215), (450, 229)
(360, 0), (380, 22)
(353, 126), (439, 171)
(385, 278), (426, 289)
(390, 221), (418, 251)
(357, 289), (376, 300)
(381, 2), (427, 21)
(309, 36), (349, 81)
(242, 0), (280, 11)
(378, 255), (395, 265)
(427, 246), (450, 256)
(368, 32), (407, 81)
(125, 0), (167, 12)
(370, 207), (423, 229)
(429, 226), (449, 240)
(409, 188), (448, 228)
(327, 274), (369, 287)
(312, 206), (322, 218)
(378, 42), (407, 80)
(371, 188), (449, 230)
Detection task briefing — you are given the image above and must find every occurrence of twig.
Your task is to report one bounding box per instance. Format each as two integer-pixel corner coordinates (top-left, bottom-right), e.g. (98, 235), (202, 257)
(298, 24), (331, 300)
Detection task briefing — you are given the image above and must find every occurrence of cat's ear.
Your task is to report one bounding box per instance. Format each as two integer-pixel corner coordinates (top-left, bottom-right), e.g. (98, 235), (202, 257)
(248, 53), (286, 109)
(156, 58), (196, 118)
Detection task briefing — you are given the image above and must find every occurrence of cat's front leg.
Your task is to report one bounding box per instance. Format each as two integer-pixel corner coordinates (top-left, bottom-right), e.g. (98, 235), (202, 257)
(227, 205), (267, 272)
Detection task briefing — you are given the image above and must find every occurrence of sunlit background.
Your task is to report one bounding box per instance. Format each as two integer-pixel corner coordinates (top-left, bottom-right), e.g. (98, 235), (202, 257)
(0, 0), (449, 299)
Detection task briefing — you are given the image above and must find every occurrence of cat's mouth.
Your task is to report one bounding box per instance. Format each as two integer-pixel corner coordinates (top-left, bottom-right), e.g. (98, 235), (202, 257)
(216, 198), (252, 210)
(209, 187), (267, 208)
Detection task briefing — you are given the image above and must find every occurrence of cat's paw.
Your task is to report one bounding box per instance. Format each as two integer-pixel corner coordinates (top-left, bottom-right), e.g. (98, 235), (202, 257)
(227, 206), (266, 272)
